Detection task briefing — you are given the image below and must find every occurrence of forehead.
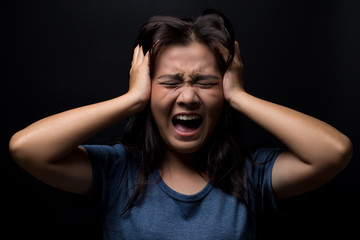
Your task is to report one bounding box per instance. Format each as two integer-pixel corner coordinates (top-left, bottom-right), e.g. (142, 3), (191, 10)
(154, 42), (220, 76)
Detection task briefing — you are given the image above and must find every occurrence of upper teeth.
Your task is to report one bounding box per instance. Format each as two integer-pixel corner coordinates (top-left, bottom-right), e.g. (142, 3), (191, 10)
(175, 115), (200, 121)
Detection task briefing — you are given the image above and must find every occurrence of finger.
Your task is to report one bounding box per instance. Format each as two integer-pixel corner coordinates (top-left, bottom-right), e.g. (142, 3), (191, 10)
(143, 51), (150, 65)
(234, 41), (241, 58)
(216, 43), (230, 62)
(131, 45), (140, 67)
(136, 46), (145, 64)
(233, 41), (243, 66)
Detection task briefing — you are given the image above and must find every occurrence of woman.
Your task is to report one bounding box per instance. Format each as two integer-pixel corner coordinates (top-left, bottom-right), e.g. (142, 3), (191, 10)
(9, 9), (352, 239)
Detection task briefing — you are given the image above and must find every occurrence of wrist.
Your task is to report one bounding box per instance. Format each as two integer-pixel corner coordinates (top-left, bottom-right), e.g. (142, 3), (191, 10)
(123, 92), (149, 114)
(227, 90), (248, 110)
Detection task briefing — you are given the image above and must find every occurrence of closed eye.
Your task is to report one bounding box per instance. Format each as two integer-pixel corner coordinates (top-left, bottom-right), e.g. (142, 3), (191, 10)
(196, 80), (219, 88)
(159, 81), (182, 88)
(157, 74), (184, 88)
(193, 75), (220, 89)
(156, 74), (220, 89)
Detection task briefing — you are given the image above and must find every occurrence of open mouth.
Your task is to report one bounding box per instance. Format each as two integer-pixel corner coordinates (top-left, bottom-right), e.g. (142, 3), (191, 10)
(172, 114), (203, 133)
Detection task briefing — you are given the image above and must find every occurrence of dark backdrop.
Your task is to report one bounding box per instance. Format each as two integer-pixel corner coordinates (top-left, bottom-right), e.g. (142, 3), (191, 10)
(3, 0), (360, 239)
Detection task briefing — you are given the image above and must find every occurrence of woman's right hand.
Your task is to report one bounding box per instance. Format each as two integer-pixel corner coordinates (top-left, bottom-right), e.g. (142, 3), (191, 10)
(9, 45), (152, 195)
(128, 45), (151, 111)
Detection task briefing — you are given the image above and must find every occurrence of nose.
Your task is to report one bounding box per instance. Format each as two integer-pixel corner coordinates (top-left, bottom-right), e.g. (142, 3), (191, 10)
(176, 85), (200, 108)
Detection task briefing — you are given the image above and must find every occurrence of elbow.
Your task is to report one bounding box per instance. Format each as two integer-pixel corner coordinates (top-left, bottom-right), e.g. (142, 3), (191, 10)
(9, 132), (35, 168)
(9, 132), (26, 166)
(331, 134), (353, 171)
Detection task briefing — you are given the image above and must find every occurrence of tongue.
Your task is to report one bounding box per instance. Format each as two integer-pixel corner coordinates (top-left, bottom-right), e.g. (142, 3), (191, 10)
(174, 123), (198, 132)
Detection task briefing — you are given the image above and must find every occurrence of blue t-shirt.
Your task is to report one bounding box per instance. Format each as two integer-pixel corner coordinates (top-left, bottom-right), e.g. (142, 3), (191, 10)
(83, 144), (284, 240)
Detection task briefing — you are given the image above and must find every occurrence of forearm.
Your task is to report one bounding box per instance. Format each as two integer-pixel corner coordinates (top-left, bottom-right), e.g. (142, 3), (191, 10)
(9, 93), (143, 163)
(230, 91), (352, 165)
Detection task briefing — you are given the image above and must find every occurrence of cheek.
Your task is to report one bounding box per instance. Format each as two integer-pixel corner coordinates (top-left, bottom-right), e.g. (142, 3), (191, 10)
(201, 89), (225, 126)
(150, 92), (164, 124)
(203, 88), (224, 110)
(150, 85), (174, 125)
(150, 82), (166, 108)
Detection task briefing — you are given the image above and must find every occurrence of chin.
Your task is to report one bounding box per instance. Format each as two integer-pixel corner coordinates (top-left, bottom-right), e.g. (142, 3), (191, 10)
(168, 140), (206, 155)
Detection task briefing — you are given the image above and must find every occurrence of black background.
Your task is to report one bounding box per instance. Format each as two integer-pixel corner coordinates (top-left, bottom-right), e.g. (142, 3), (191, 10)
(3, 0), (360, 239)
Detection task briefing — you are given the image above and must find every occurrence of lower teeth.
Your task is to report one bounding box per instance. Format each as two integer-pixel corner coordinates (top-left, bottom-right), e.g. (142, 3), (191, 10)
(172, 118), (202, 132)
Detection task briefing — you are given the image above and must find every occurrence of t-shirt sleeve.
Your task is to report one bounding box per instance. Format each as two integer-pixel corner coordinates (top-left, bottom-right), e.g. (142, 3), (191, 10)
(82, 144), (129, 211)
(246, 148), (285, 213)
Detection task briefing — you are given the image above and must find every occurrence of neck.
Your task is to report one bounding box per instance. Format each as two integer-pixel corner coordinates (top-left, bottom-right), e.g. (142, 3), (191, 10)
(159, 149), (209, 195)
(161, 149), (196, 173)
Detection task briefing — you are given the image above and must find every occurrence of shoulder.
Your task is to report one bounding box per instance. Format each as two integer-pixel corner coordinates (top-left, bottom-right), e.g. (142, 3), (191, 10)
(245, 147), (286, 187)
(82, 143), (129, 162)
(250, 147), (285, 164)
(244, 148), (286, 211)
(82, 143), (133, 171)
(82, 143), (126, 157)
(83, 144), (138, 210)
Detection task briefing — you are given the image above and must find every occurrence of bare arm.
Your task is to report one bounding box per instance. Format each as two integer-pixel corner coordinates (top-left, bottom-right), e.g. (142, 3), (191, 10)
(223, 42), (353, 199)
(9, 46), (150, 195)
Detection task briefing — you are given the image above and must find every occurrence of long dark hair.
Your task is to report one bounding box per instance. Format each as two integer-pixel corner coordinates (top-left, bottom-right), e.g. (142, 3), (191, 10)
(120, 9), (248, 214)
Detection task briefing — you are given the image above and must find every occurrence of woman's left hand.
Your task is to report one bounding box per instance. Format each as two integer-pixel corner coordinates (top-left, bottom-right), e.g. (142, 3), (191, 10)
(222, 41), (245, 106)
(221, 42), (353, 200)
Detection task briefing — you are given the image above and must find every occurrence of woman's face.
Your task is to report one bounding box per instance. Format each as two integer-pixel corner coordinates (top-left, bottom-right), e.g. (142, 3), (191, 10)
(150, 42), (224, 154)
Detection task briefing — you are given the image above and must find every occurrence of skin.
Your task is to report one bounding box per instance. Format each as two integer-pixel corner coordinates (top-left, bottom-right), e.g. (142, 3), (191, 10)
(151, 43), (224, 154)
(150, 43), (224, 194)
(9, 41), (353, 199)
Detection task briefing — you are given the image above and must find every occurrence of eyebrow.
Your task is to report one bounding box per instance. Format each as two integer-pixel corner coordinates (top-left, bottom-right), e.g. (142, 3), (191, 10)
(191, 74), (220, 81)
(156, 74), (220, 81)
(156, 74), (184, 81)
